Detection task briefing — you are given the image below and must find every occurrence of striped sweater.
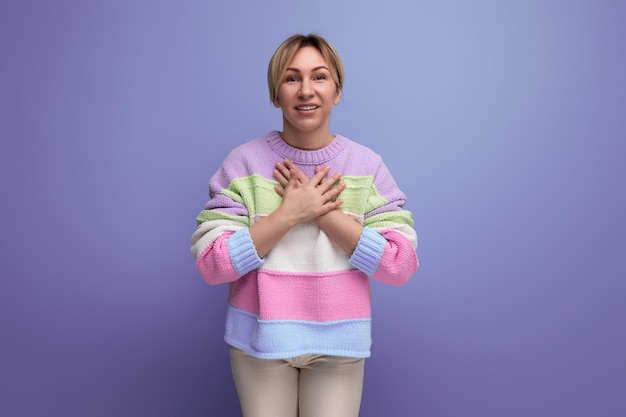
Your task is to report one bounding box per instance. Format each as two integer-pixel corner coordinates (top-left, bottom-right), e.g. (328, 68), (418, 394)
(191, 131), (418, 359)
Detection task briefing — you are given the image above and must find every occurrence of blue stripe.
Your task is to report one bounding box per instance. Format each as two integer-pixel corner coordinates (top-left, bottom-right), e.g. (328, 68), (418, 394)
(224, 306), (372, 359)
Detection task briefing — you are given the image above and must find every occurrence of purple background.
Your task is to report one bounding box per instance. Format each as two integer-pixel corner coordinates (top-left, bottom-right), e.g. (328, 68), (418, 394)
(1, 1), (624, 416)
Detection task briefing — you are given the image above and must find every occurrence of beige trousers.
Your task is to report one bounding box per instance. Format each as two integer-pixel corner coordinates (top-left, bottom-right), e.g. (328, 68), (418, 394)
(229, 346), (365, 417)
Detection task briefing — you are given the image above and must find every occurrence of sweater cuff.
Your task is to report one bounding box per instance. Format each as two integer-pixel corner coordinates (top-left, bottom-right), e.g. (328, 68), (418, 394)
(349, 227), (386, 276)
(226, 228), (264, 275)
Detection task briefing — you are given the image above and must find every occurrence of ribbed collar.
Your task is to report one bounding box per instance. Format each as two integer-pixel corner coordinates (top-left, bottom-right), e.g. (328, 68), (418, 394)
(265, 131), (347, 165)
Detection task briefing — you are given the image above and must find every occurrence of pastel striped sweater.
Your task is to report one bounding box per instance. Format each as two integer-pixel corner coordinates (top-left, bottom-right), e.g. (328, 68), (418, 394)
(191, 131), (418, 359)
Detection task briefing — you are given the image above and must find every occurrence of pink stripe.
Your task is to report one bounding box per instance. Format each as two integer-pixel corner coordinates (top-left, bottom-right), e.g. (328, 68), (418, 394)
(372, 229), (419, 286)
(196, 232), (240, 285)
(230, 269), (371, 321)
(228, 271), (260, 315)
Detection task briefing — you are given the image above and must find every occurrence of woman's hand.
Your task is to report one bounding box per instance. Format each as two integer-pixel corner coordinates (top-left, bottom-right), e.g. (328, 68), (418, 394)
(274, 159), (363, 256)
(273, 159), (346, 224)
(249, 159), (347, 258)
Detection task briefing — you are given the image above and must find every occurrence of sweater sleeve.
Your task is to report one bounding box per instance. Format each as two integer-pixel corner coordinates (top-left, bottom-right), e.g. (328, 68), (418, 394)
(348, 159), (418, 286)
(190, 152), (264, 285)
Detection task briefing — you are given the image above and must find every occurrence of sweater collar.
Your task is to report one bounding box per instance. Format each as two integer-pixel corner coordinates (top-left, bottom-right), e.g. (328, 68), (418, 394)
(265, 131), (346, 165)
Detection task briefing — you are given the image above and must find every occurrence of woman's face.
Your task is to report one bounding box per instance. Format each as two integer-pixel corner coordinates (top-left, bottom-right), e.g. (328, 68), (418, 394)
(274, 46), (342, 138)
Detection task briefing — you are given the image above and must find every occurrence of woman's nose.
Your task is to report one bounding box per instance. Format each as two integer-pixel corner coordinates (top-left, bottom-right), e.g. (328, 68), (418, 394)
(299, 79), (313, 97)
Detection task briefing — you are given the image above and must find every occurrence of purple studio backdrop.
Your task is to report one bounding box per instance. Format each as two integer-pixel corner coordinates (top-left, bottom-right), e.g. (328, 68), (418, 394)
(1, 1), (625, 416)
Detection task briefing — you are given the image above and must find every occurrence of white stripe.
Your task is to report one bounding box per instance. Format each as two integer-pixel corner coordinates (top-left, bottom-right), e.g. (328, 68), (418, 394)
(190, 219), (243, 257)
(371, 224), (418, 248)
(263, 221), (354, 273)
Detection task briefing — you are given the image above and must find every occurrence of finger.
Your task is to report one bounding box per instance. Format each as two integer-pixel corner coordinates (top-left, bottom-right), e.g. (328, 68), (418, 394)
(275, 161), (291, 179)
(289, 167), (310, 184)
(311, 165), (331, 185)
(327, 172), (342, 185)
(320, 198), (344, 215)
(319, 172), (342, 192)
(273, 168), (288, 187)
(274, 184), (285, 196)
(288, 169), (306, 188)
(280, 170), (299, 192)
(322, 182), (346, 201)
(282, 160), (311, 185)
(283, 159), (297, 172)
(284, 160), (306, 176)
(315, 165), (332, 185)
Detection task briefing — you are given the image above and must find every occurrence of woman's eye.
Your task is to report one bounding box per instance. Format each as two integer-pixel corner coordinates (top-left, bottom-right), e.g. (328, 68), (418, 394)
(314, 74), (326, 81)
(286, 76), (299, 83)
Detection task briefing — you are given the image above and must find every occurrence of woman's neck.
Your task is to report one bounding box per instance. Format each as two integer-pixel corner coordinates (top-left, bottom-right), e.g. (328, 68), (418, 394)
(279, 126), (334, 150)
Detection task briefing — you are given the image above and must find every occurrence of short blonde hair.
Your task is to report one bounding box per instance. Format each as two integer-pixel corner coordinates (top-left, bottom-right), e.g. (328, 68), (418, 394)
(267, 34), (344, 104)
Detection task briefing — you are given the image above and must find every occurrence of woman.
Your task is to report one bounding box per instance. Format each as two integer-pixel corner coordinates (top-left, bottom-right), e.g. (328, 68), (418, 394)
(191, 33), (418, 417)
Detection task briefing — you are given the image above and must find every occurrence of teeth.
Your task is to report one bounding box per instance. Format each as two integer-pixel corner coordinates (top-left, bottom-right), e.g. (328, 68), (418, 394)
(297, 105), (317, 110)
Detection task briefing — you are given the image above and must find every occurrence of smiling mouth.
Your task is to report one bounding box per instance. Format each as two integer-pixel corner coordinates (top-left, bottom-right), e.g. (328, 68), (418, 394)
(296, 105), (318, 111)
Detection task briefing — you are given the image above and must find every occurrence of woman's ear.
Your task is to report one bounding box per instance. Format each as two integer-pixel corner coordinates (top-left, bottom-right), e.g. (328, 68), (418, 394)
(333, 89), (342, 105)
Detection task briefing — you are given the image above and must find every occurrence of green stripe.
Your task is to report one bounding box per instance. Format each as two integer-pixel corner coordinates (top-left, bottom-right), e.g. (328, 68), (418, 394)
(339, 176), (388, 214)
(363, 210), (414, 228)
(196, 210), (250, 226)
(197, 174), (403, 225)
(228, 174), (283, 216)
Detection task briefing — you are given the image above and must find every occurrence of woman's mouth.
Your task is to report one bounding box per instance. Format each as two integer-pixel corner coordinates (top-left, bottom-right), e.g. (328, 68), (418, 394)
(296, 105), (319, 111)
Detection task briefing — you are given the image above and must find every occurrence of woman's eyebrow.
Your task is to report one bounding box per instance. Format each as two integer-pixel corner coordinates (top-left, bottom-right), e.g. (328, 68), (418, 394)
(285, 66), (330, 73)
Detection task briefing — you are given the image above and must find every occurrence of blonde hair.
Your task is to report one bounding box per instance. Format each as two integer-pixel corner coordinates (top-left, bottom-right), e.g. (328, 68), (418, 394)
(267, 34), (344, 104)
